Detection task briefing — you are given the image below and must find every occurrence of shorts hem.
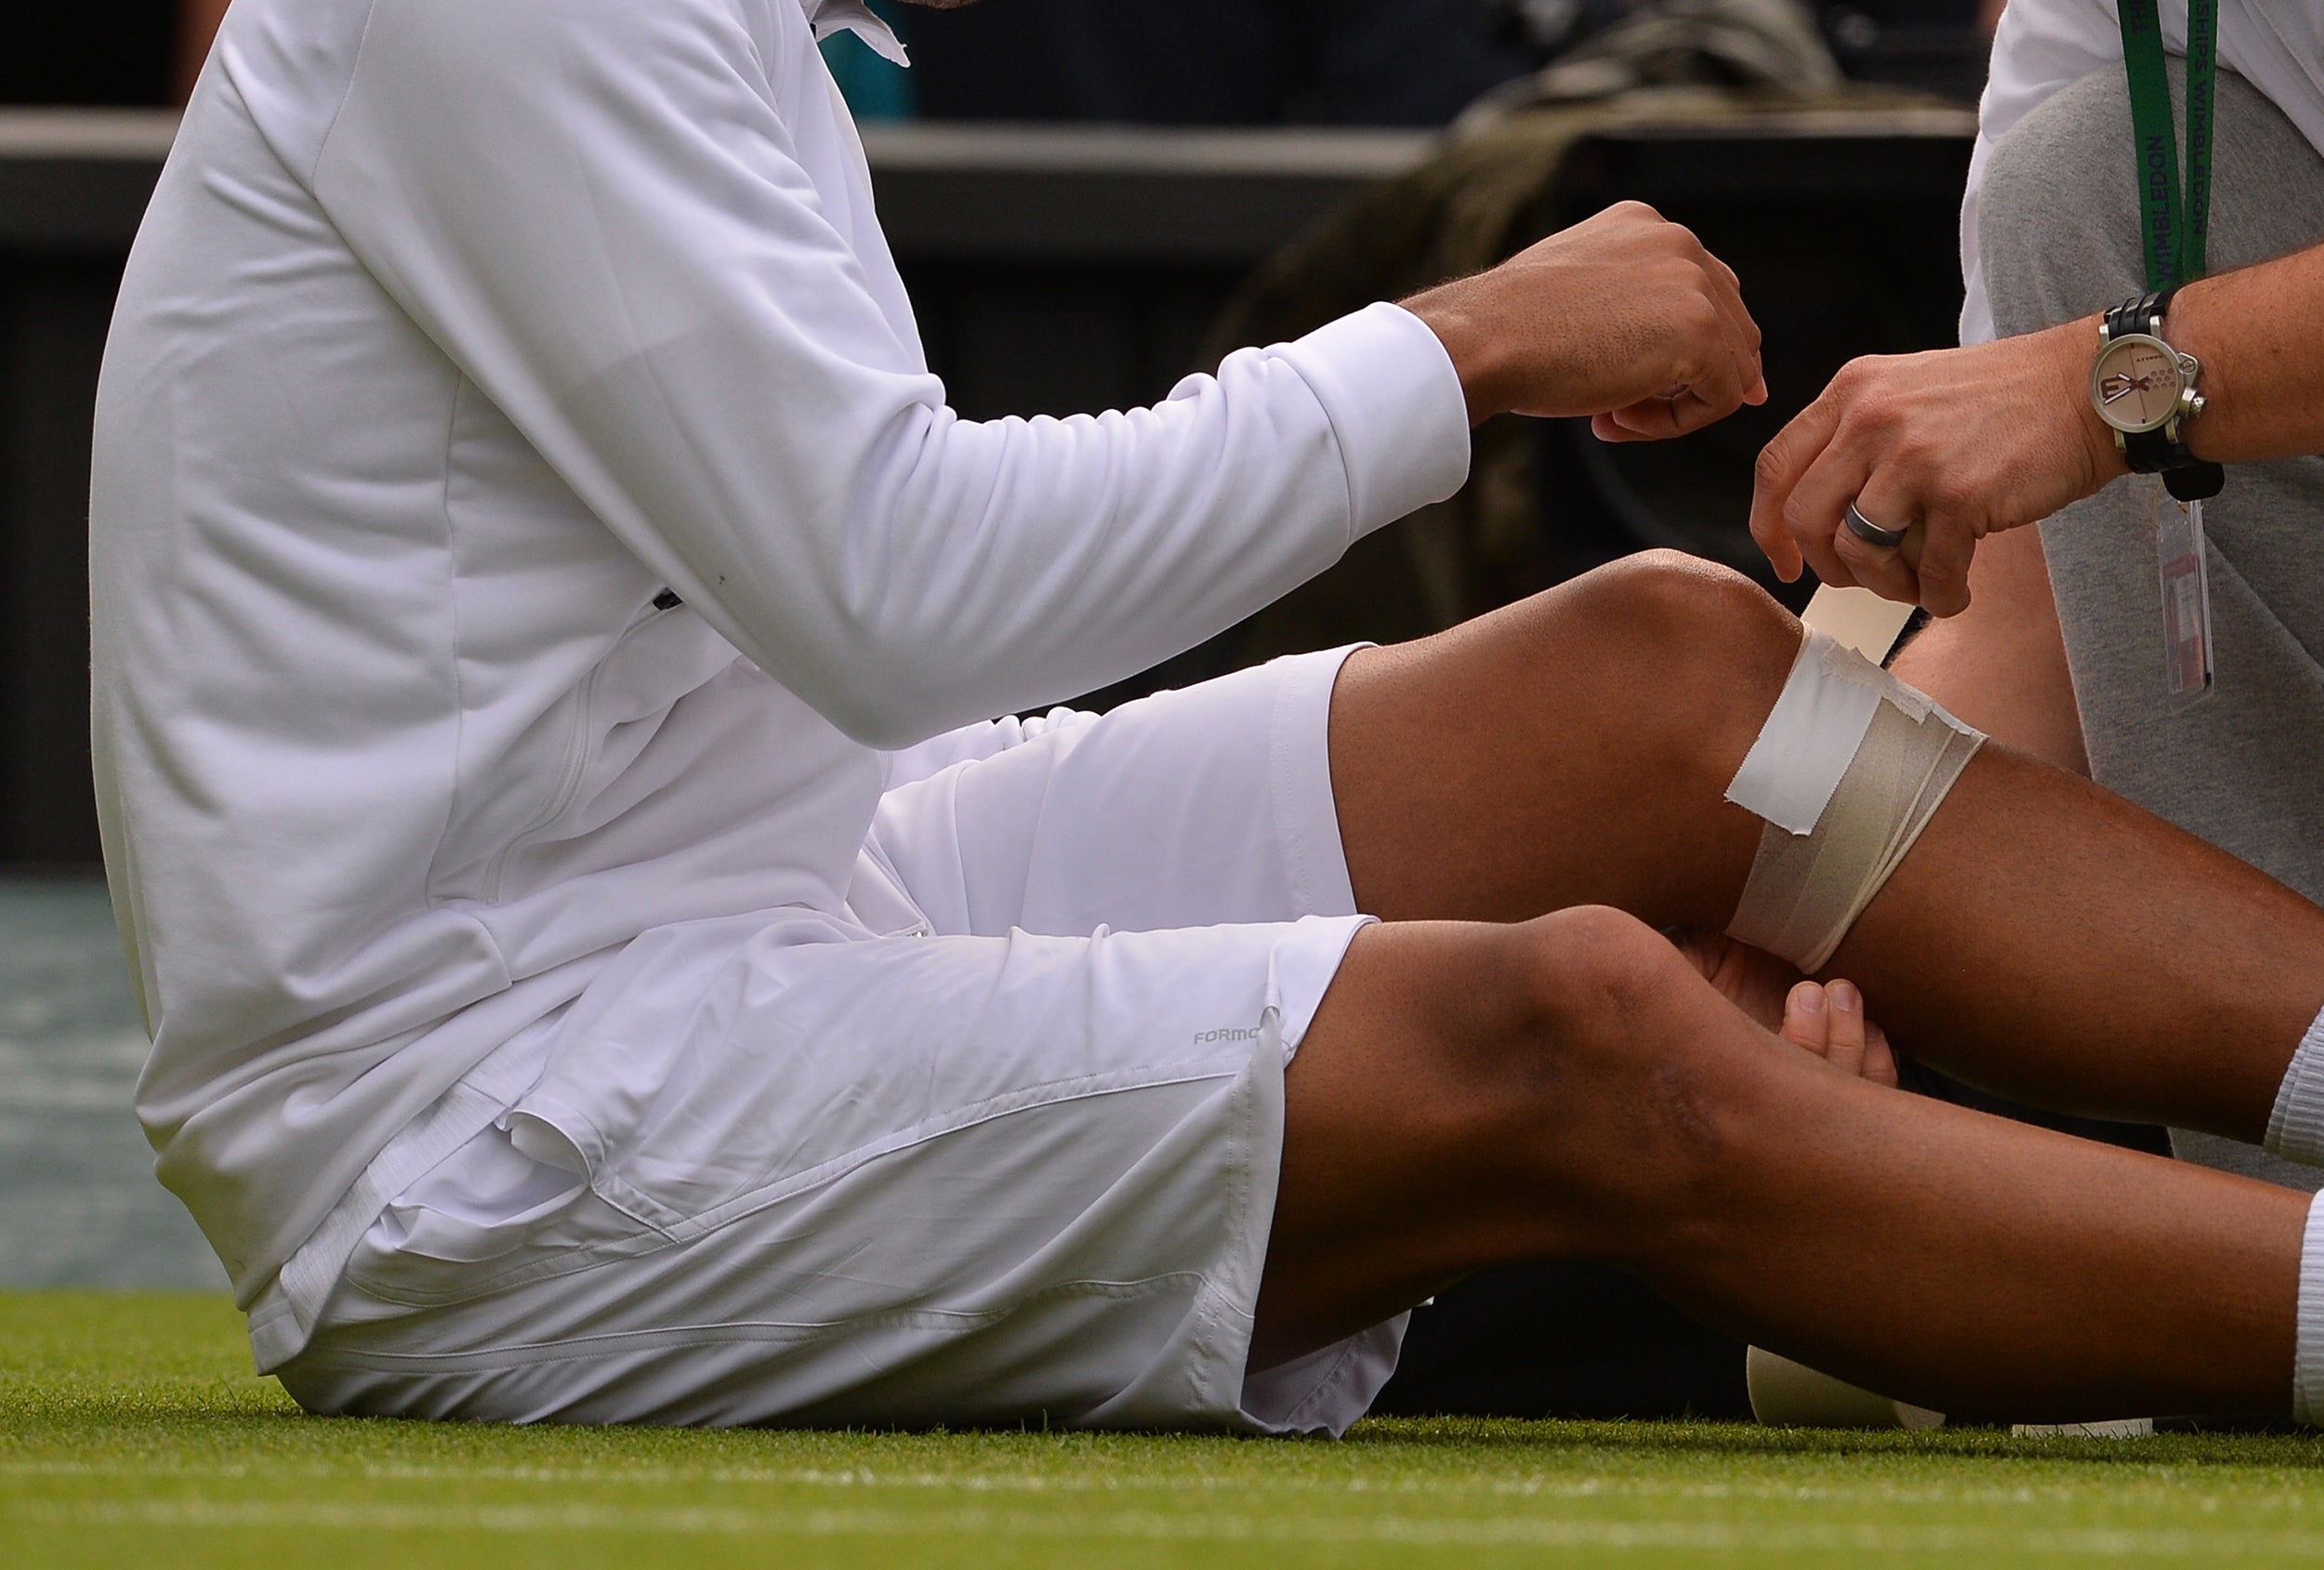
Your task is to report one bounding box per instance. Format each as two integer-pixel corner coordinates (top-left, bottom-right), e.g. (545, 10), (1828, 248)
(1268, 644), (1369, 923)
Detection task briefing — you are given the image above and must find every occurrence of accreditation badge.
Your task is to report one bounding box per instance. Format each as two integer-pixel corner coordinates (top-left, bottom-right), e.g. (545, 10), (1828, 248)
(2154, 484), (2214, 704)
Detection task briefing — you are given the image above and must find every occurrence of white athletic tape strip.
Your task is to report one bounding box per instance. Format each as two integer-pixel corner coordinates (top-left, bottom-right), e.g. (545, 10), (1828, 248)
(2299, 1190), (2324, 1426)
(1725, 631), (1937, 838)
(1725, 632), (1883, 837)
(2267, 1002), (2324, 1168)
(1724, 630), (1983, 974)
(1726, 708), (1981, 974)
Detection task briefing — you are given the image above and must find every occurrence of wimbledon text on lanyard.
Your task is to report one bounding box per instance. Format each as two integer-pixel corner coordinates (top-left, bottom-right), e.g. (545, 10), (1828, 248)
(2117, 0), (2221, 703)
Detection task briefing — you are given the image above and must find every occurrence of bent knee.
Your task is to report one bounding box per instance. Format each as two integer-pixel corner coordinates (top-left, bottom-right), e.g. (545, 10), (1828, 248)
(1568, 551), (1795, 667)
(1557, 552), (1800, 760)
(1438, 909), (1759, 1234)
(1461, 906), (1722, 1102)
(1507, 904), (1695, 1022)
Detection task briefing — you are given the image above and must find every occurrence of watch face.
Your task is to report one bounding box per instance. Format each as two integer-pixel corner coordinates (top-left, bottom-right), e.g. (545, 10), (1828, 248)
(2093, 334), (2183, 433)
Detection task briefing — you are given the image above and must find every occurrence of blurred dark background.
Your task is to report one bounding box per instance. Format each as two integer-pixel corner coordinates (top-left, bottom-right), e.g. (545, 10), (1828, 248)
(896, 0), (1993, 122)
(2, 0), (1993, 114)
(0, 0), (2023, 1421)
(1, 1), (176, 106)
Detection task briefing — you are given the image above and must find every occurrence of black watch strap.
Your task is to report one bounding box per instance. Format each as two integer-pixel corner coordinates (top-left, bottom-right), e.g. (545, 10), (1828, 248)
(2163, 460), (2226, 501)
(2103, 287), (2178, 343)
(2104, 288), (2223, 497)
(2125, 424), (2220, 490)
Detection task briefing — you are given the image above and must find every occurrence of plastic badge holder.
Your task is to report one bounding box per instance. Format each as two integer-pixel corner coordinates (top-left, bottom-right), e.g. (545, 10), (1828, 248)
(2154, 486), (2215, 705)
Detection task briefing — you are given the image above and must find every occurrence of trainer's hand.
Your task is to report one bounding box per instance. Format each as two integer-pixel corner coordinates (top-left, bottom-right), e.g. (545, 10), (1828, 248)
(1780, 979), (1897, 1087)
(1670, 930), (1804, 1032)
(1404, 201), (1766, 435)
(1670, 932), (1896, 1085)
(1749, 317), (2126, 617)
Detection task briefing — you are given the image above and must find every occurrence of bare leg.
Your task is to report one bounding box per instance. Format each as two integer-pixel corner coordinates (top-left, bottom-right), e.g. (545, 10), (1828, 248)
(1829, 758), (2324, 1136)
(1328, 551), (1789, 934)
(1327, 551), (2324, 1141)
(1256, 912), (2304, 1418)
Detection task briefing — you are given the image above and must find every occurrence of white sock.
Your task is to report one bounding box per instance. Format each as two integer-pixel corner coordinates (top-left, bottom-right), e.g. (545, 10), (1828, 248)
(2297, 1191), (2324, 1426)
(2265, 1002), (2324, 1167)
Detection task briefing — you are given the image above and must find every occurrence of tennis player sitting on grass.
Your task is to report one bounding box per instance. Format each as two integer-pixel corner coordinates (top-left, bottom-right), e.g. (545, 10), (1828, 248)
(90, 0), (2324, 1431)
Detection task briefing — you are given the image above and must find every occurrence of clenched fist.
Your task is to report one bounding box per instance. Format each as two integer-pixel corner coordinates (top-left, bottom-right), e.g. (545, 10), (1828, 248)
(1403, 201), (1767, 436)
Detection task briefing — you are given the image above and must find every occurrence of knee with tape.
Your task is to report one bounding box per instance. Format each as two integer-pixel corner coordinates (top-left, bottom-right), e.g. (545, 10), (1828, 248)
(1723, 630), (1985, 974)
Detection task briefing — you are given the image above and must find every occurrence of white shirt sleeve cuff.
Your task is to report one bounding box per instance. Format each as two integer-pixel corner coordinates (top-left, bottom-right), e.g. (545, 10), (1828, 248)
(1268, 300), (1472, 542)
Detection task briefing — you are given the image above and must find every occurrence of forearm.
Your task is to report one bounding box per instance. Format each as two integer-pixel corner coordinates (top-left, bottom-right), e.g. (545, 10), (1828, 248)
(805, 311), (1467, 743)
(2031, 239), (2324, 480)
(1401, 202), (1765, 435)
(2170, 241), (2324, 464)
(1947, 238), (2324, 501)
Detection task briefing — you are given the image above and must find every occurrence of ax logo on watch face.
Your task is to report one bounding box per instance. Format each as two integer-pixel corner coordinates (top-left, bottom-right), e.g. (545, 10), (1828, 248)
(2095, 338), (2181, 429)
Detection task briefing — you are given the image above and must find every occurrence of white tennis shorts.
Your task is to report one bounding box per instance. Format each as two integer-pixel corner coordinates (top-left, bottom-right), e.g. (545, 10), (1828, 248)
(275, 648), (1395, 1433)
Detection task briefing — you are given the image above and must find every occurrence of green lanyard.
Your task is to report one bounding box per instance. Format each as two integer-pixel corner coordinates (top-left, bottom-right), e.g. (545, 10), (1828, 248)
(2118, 0), (2219, 289)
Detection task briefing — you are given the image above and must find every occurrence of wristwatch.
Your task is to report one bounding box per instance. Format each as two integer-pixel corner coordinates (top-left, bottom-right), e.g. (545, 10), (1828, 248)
(2091, 289), (2224, 501)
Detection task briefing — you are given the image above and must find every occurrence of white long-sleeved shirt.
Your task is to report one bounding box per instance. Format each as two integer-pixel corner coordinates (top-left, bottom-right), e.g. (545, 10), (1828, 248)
(90, 0), (1470, 1359)
(1962, 0), (2324, 343)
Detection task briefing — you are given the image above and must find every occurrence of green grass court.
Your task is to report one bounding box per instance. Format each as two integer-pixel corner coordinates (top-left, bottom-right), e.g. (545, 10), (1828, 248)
(7, 1292), (2324, 1566)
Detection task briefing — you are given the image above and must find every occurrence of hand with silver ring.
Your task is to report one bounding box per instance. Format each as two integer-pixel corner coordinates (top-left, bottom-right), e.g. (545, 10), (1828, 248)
(1842, 502), (1908, 550)
(1745, 323), (2127, 616)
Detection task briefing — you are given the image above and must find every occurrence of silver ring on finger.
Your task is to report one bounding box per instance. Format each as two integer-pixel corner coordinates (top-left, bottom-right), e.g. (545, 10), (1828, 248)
(1843, 501), (1909, 551)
